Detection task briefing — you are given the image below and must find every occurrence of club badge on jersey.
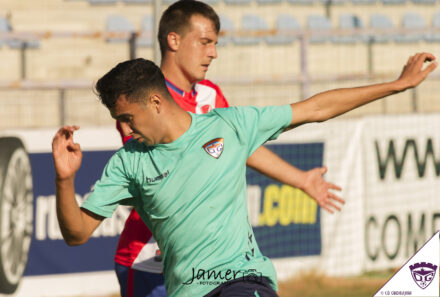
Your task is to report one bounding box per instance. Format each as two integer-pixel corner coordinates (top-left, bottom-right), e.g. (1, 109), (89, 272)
(203, 138), (224, 159)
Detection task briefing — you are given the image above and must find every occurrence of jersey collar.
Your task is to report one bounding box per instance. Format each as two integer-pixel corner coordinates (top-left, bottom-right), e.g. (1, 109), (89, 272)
(165, 78), (196, 97)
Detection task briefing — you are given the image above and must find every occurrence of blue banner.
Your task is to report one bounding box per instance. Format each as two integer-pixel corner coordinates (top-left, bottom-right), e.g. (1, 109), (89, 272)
(248, 143), (323, 258)
(25, 151), (119, 276)
(23, 143), (323, 276)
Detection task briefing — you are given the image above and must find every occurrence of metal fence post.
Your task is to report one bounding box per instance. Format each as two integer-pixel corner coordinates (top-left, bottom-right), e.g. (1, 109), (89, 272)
(129, 32), (136, 60)
(300, 33), (310, 100)
(411, 88), (418, 113)
(153, 0), (162, 65)
(20, 42), (28, 79)
(367, 37), (373, 76)
(59, 89), (66, 126)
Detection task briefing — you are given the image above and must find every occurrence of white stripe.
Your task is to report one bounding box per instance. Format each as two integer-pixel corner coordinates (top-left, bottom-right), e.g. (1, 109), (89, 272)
(0, 126), (121, 153)
(194, 83), (217, 114)
(131, 237), (163, 273)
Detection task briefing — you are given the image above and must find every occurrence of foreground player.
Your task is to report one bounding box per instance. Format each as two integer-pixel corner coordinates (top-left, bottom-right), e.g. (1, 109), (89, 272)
(53, 53), (436, 296)
(114, 1), (343, 295)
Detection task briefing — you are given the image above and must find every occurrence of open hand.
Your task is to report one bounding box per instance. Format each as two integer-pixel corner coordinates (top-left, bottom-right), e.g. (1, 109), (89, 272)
(52, 125), (82, 180)
(302, 166), (344, 214)
(397, 52), (437, 91)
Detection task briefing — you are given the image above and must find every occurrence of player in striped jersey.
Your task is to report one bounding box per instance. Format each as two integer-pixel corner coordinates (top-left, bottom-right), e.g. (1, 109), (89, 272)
(114, 1), (343, 296)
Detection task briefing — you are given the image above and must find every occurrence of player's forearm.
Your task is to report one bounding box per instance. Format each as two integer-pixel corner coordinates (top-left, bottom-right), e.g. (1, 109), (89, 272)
(246, 146), (307, 190)
(55, 177), (89, 246)
(304, 80), (401, 123)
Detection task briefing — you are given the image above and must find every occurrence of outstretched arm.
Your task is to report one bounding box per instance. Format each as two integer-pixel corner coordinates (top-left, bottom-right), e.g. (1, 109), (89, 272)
(246, 146), (344, 213)
(52, 126), (103, 246)
(288, 52), (437, 128)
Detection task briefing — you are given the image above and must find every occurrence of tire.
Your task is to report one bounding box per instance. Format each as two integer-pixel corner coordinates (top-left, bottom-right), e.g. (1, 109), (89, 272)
(0, 137), (33, 293)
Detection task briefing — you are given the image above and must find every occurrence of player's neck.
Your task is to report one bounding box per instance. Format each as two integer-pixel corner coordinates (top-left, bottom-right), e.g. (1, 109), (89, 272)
(161, 59), (195, 93)
(160, 106), (192, 144)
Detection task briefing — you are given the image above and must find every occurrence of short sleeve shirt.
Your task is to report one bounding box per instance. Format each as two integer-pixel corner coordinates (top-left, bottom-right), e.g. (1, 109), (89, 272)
(82, 105), (292, 297)
(114, 78), (229, 270)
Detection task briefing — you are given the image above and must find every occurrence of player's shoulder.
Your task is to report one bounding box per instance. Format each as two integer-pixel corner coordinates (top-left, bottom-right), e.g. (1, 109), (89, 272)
(212, 105), (285, 121)
(210, 105), (254, 121)
(116, 139), (151, 158)
(197, 79), (223, 93)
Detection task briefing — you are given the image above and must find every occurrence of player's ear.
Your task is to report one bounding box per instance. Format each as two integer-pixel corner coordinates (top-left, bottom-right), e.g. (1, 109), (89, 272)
(167, 32), (180, 52)
(149, 94), (162, 113)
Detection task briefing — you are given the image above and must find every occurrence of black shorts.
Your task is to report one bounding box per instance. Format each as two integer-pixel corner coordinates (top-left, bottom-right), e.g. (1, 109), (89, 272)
(204, 277), (279, 297)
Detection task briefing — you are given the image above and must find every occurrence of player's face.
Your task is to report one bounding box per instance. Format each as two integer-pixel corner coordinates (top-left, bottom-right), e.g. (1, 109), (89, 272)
(175, 15), (218, 84)
(111, 95), (161, 146)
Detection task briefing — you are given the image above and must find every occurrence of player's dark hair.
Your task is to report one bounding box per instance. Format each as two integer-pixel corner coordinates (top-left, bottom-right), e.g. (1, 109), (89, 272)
(158, 0), (220, 57)
(95, 58), (169, 110)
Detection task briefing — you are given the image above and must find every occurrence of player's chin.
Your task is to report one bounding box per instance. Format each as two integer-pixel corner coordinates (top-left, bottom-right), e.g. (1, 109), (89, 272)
(195, 74), (207, 83)
(199, 68), (208, 76)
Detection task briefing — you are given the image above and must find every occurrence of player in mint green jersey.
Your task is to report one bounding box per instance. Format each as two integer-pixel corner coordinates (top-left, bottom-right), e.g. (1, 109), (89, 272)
(52, 53), (436, 297)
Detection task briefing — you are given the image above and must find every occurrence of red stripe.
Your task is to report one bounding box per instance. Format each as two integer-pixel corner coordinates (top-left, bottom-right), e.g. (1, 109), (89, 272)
(114, 210), (153, 266)
(126, 267), (135, 297)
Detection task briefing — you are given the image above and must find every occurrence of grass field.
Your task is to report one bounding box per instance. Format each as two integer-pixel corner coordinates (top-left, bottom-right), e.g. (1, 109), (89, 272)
(101, 270), (393, 297)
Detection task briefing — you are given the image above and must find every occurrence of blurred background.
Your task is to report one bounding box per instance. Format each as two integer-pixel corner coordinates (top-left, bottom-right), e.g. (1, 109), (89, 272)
(1, 0), (440, 128)
(0, 0), (439, 296)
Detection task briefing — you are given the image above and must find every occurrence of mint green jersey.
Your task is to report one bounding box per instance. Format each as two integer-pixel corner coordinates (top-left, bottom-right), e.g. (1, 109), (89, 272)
(82, 105), (292, 296)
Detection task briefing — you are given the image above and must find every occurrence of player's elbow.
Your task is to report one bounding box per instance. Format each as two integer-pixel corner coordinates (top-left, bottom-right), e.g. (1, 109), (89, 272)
(291, 99), (328, 125)
(62, 231), (90, 246)
(314, 110), (333, 123)
(307, 94), (340, 123)
(64, 237), (89, 246)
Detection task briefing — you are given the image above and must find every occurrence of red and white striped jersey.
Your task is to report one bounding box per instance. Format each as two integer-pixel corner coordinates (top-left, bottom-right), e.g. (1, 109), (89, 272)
(165, 79), (229, 113)
(114, 79), (229, 272)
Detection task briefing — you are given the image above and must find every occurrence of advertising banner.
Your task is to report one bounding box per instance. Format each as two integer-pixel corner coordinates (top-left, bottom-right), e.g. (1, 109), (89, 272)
(0, 128), (325, 296)
(247, 143), (323, 258)
(363, 114), (440, 271)
(2, 113), (439, 296)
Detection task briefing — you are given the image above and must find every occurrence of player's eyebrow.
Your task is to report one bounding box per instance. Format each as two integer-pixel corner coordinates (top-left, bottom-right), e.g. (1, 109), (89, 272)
(201, 37), (215, 43)
(113, 113), (132, 122)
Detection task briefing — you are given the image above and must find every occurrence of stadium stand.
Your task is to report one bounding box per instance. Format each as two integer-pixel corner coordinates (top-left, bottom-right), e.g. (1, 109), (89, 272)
(351, 0), (377, 4)
(257, 0), (283, 4)
(122, 0), (152, 4)
(306, 14), (332, 43)
(7, 39), (40, 49)
(369, 13), (396, 42)
(287, 0), (318, 4)
(202, 0), (221, 4)
(332, 13), (367, 43)
(394, 12), (426, 42)
(105, 15), (135, 43)
(218, 14), (235, 45)
(265, 14), (301, 45)
(89, 0), (117, 4)
(426, 11), (440, 42)
(0, 16), (11, 48)
(382, 0), (406, 4)
(319, 0), (347, 4)
(411, 0), (436, 4)
(1, 0), (440, 129)
(233, 14), (268, 45)
(0, 16), (40, 49)
(137, 15), (154, 47)
(224, 0), (253, 5)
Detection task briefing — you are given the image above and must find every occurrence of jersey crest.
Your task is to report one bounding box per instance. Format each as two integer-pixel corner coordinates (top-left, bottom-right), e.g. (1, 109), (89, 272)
(410, 262), (438, 289)
(203, 138), (224, 159)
